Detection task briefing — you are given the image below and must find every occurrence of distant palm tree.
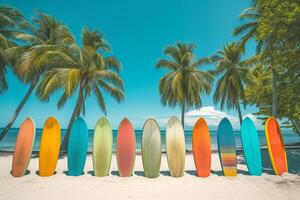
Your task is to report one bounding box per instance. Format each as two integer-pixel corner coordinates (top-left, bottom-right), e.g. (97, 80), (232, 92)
(210, 42), (256, 125)
(233, 0), (278, 117)
(0, 5), (25, 93)
(156, 42), (213, 128)
(0, 12), (74, 140)
(36, 28), (125, 152)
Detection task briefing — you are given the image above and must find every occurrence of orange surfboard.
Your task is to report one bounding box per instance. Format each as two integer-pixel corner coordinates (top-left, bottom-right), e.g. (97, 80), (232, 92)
(11, 117), (36, 177)
(265, 117), (288, 175)
(39, 117), (61, 176)
(116, 118), (135, 177)
(192, 117), (211, 177)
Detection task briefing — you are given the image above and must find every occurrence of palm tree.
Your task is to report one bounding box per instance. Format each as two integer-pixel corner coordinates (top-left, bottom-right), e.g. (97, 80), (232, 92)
(0, 12), (74, 140)
(233, 0), (278, 117)
(36, 28), (125, 152)
(210, 42), (256, 125)
(0, 5), (25, 93)
(156, 42), (213, 128)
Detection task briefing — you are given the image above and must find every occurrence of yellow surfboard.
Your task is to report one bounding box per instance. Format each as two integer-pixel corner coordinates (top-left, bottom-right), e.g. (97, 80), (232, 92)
(39, 117), (61, 176)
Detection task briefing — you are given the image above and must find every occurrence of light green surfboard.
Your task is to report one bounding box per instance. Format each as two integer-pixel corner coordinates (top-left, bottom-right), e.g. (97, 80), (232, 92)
(166, 116), (185, 177)
(142, 118), (162, 178)
(93, 117), (113, 177)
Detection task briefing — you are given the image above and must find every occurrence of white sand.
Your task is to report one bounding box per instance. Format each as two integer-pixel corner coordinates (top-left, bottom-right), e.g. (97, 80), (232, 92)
(0, 153), (299, 200)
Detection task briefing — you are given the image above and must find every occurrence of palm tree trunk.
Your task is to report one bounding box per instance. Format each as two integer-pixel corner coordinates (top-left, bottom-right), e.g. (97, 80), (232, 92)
(0, 80), (37, 141)
(60, 79), (85, 153)
(272, 68), (277, 117)
(237, 103), (243, 125)
(181, 101), (185, 129)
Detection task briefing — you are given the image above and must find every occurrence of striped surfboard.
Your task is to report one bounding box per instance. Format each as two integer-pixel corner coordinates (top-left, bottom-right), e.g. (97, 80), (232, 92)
(217, 118), (237, 176)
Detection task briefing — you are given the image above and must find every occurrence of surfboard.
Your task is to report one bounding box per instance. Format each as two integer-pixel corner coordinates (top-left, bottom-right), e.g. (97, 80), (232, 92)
(166, 116), (185, 177)
(116, 118), (135, 177)
(141, 118), (161, 178)
(39, 117), (61, 177)
(93, 117), (113, 177)
(192, 117), (211, 177)
(217, 118), (237, 176)
(67, 117), (88, 176)
(265, 116), (288, 175)
(241, 117), (262, 176)
(12, 117), (35, 177)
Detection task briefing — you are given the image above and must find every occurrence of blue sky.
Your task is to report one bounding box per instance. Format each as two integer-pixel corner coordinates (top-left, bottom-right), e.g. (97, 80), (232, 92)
(0, 0), (259, 130)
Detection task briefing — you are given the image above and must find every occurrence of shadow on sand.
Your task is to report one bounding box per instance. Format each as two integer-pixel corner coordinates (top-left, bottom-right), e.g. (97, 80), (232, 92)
(185, 170), (197, 176)
(160, 171), (171, 176)
(10, 169), (31, 177)
(63, 170), (85, 176)
(134, 171), (145, 177)
(87, 170), (95, 176)
(111, 171), (119, 176)
(35, 170), (57, 176)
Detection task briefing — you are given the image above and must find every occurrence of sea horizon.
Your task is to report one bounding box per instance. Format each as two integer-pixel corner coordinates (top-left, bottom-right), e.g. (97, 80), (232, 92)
(1, 128), (299, 152)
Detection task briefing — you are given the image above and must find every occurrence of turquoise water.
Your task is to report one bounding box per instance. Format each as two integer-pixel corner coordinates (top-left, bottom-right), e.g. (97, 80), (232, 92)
(0, 128), (299, 151)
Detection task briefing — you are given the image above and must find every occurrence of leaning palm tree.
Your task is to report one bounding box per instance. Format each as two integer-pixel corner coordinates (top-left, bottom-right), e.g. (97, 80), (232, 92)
(210, 42), (256, 125)
(0, 12), (74, 140)
(156, 42), (213, 128)
(36, 28), (125, 152)
(0, 5), (25, 93)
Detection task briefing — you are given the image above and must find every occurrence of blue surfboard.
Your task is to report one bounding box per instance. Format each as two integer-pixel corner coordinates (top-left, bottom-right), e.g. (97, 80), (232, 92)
(67, 117), (88, 176)
(241, 117), (262, 176)
(217, 118), (237, 176)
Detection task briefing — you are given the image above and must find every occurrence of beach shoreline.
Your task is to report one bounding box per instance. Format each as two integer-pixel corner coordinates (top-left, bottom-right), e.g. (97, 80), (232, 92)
(1, 153), (300, 200)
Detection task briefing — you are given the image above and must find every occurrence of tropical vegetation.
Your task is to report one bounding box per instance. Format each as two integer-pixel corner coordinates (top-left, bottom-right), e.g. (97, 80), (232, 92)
(36, 28), (124, 151)
(0, 0), (299, 142)
(156, 42), (213, 128)
(0, 6), (125, 148)
(0, 6), (25, 93)
(0, 11), (74, 140)
(209, 42), (256, 125)
(243, 0), (300, 135)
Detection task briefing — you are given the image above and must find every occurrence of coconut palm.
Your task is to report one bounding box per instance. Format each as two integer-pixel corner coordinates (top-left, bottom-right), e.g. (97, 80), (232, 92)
(0, 12), (74, 140)
(156, 42), (213, 128)
(210, 42), (256, 125)
(0, 5), (25, 93)
(36, 28), (125, 152)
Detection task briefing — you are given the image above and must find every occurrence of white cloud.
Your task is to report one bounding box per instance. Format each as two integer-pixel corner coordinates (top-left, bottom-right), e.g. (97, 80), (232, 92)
(153, 106), (264, 130)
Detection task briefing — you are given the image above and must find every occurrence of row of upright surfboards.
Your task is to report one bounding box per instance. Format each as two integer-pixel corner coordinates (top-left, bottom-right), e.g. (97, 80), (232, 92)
(11, 115), (288, 178)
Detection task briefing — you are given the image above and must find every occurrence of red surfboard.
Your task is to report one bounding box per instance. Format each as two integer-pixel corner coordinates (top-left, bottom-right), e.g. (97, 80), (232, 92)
(192, 117), (211, 177)
(116, 118), (135, 177)
(265, 117), (288, 175)
(12, 117), (36, 177)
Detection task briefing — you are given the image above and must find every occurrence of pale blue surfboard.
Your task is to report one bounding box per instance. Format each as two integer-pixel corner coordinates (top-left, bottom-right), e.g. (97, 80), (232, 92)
(67, 117), (88, 176)
(241, 117), (262, 176)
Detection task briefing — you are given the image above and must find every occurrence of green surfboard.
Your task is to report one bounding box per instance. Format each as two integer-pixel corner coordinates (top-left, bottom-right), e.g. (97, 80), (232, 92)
(142, 118), (162, 178)
(93, 117), (113, 177)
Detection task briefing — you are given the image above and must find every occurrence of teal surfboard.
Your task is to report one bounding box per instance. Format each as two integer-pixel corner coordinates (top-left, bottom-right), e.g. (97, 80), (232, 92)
(241, 117), (262, 176)
(67, 117), (88, 176)
(217, 118), (237, 176)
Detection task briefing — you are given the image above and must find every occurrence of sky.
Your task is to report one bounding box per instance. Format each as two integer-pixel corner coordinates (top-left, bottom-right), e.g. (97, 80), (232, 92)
(0, 0), (261, 130)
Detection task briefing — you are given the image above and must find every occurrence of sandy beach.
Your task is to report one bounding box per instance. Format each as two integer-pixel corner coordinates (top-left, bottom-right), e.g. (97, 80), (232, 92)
(1, 153), (299, 200)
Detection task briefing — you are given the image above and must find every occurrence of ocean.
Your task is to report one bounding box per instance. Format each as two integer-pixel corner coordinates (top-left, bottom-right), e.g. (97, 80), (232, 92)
(1, 128), (300, 174)
(0, 128), (299, 151)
